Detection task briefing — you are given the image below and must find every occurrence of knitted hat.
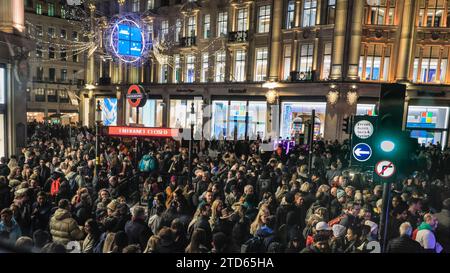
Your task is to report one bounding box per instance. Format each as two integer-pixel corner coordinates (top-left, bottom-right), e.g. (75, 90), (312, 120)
(365, 220), (378, 234)
(337, 189), (345, 199)
(332, 224), (346, 238)
(107, 200), (118, 211)
(316, 221), (331, 231)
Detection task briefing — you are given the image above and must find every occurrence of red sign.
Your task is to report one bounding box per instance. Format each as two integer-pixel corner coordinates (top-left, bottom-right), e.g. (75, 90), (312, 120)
(127, 85), (146, 107)
(107, 126), (179, 138)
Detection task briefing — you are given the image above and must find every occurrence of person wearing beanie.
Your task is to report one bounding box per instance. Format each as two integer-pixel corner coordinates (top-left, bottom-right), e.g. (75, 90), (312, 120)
(330, 224), (346, 253)
(330, 189), (346, 219)
(364, 220), (378, 241)
(300, 233), (331, 253)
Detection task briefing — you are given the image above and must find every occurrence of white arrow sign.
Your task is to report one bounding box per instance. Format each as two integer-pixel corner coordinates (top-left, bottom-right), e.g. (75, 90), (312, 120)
(354, 148), (371, 157)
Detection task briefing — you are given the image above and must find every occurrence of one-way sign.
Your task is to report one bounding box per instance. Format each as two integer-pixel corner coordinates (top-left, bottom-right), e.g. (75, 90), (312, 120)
(353, 143), (372, 162)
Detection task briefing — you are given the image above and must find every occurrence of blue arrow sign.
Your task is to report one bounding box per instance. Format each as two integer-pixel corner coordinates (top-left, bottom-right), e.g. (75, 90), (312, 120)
(353, 143), (372, 162)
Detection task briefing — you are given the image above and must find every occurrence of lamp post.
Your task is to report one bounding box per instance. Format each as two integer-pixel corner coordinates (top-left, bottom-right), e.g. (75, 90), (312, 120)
(188, 102), (195, 185)
(95, 100), (102, 178)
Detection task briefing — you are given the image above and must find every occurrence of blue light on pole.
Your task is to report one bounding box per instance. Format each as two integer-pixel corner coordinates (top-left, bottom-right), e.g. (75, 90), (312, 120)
(380, 140), (395, 152)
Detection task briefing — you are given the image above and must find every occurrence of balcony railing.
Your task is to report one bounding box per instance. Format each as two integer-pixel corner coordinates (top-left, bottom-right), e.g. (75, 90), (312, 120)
(289, 70), (316, 82)
(99, 77), (111, 85)
(180, 36), (197, 47)
(228, 31), (248, 43)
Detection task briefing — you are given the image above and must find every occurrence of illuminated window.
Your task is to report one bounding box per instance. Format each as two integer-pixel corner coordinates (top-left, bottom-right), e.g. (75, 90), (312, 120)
(358, 44), (391, 81)
(187, 16), (196, 37)
(365, 0), (396, 25)
(237, 8), (248, 31)
(173, 54), (181, 83)
(36, 44), (43, 58)
(48, 27), (55, 38)
(61, 7), (66, 18)
(298, 44), (314, 76)
(258, 5), (271, 33)
(413, 46), (448, 83)
(36, 25), (43, 37)
(217, 12), (228, 37)
(161, 20), (169, 41)
(322, 43), (332, 80)
(255, 48), (268, 81)
(201, 53), (209, 83)
(302, 0), (317, 27)
(282, 45), (291, 81)
(147, 0), (155, 10)
(233, 50), (246, 82)
(215, 51), (226, 82)
(72, 31), (78, 41)
(132, 0), (140, 12)
(175, 19), (182, 42)
(286, 1), (295, 29)
(36, 67), (44, 81)
(326, 0), (336, 24)
(61, 69), (67, 81)
(48, 3), (55, 16)
(186, 54), (195, 83)
(418, 0), (446, 27)
(203, 14), (211, 38)
(36, 3), (42, 15)
(60, 29), (66, 39)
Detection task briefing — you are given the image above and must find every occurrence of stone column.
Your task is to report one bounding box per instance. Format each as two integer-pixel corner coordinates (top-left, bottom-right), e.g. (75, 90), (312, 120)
(330, 0), (348, 80)
(268, 0), (283, 81)
(395, 0), (416, 82)
(347, 0), (364, 80)
(0, 0), (25, 33)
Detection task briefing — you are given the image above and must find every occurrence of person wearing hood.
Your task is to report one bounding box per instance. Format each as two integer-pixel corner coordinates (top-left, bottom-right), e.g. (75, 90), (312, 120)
(49, 199), (85, 246)
(415, 213), (442, 253)
(0, 208), (22, 243)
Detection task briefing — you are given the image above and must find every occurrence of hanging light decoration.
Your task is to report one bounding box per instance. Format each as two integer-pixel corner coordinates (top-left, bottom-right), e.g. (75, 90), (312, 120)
(118, 0), (126, 6)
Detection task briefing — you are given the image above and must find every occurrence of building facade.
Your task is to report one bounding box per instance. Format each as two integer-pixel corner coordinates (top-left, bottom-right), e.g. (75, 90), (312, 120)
(0, 0), (33, 157)
(84, 0), (450, 147)
(24, 0), (86, 125)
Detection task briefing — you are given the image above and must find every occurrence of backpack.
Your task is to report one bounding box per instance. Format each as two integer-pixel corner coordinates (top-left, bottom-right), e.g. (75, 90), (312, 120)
(149, 157), (157, 172)
(241, 236), (265, 253)
(50, 178), (61, 196)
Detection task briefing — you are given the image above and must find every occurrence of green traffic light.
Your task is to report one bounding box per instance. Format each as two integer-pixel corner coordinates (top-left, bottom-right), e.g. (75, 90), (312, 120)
(380, 140), (395, 152)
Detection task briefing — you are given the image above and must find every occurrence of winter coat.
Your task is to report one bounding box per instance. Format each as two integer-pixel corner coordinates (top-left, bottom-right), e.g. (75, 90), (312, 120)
(0, 218), (22, 242)
(0, 183), (11, 210)
(192, 215), (212, 244)
(434, 209), (450, 252)
(255, 225), (277, 252)
(124, 219), (153, 250)
(386, 235), (423, 253)
(49, 208), (85, 245)
(31, 202), (52, 232)
(82, 234), (99, 253)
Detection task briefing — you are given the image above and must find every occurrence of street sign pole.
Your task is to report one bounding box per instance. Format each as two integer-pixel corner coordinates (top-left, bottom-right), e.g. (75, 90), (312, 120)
(379, 180), (391, 253)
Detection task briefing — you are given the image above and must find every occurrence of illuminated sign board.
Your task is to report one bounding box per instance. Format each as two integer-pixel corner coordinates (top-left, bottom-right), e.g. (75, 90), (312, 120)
(108, 17), (148, 64)
(126, 85), (146, 107)
(107, 126), (179, 138)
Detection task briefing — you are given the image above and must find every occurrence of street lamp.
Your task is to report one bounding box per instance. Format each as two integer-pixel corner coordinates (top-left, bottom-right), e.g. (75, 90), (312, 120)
(95, 100), (102, 178)
(188, 102), (195, 185)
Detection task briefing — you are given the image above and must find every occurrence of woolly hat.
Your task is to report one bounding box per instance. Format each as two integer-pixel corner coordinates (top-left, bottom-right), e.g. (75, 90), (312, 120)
(316, 221), (331, 231)
(337, 189), (346, 199)
(332, 224), (346, 238)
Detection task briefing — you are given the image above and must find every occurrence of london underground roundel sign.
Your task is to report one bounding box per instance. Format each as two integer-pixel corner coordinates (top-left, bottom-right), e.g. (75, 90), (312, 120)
(127, 85), (146, 107)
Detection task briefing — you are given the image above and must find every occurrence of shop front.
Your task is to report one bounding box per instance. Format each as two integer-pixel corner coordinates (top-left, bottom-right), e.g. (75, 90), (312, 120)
(406, 105), (449, 147)
(210, 97), (267, 140)
(169, 96), (203, 138)
(280, 101), (327, 140)
(125, 96), (163, 127)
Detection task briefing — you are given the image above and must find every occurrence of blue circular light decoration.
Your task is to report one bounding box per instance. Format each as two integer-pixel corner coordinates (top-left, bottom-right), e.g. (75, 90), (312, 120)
(106, 14), (151, 64)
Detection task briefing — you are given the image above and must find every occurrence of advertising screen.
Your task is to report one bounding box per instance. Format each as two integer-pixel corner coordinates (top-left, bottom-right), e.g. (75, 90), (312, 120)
(117, 24), (142, 57)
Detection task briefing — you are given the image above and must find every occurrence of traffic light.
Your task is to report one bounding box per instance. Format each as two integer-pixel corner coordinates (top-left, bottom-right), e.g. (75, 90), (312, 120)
(342, 116), (351, 134)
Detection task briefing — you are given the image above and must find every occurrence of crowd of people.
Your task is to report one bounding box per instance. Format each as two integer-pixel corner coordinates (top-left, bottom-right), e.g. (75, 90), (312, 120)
(0, 122), (450, 253)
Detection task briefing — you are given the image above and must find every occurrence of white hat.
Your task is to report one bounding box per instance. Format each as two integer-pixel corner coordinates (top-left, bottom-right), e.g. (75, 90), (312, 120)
(332, 224), (346, 238)
(365, 220), (378, 234)
(315, 221), (331, 231)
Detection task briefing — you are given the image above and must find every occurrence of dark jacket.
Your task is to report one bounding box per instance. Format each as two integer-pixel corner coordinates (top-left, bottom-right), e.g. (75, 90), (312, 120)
(31, 201), (52, 232)
(386, 235), (424, 253)
(193, 215), (212, 245)
(124, 219), (153, 250)
(0, 183), (11, 210)
(255, 226), (277, 252)
(434, 209), (450, 252)
(0, 163), (10, 177)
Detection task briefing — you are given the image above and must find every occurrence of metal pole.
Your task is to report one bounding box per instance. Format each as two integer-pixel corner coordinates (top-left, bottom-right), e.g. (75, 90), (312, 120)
(349, 115), (353, 167)
(95, 121), (99, 178)
(69, 117), (72, 147)
(189, 102), (194, 185)
(379, 181), (391, 253)
(308, 109), (315, 174)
